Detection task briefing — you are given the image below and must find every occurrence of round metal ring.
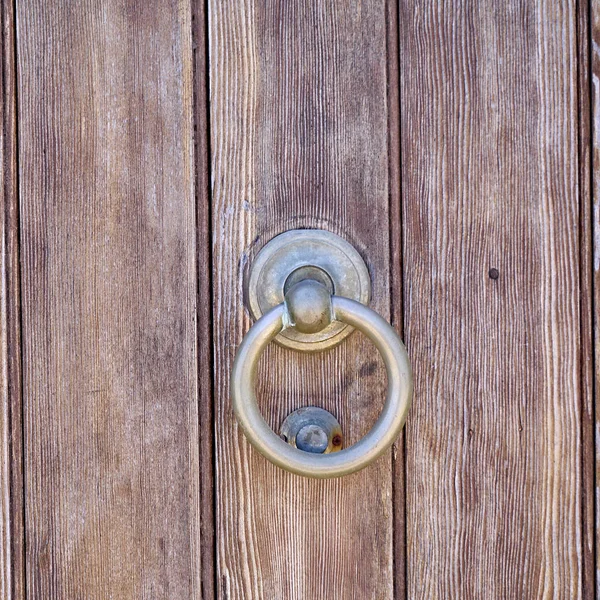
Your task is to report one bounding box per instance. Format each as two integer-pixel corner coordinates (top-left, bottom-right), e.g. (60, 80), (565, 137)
(231, 296), (413, 478)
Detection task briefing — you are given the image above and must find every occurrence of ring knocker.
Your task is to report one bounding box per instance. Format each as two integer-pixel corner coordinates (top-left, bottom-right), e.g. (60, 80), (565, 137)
(231, 229), (413, 478)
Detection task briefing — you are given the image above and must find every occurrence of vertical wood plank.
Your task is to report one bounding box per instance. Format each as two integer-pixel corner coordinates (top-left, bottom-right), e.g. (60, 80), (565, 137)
(1, 0), (24, 597)
(17, 1), (205, 597)
(577, 1), (595, 598)
(209, 1), (398, 597)
(401, 1), (585, 597)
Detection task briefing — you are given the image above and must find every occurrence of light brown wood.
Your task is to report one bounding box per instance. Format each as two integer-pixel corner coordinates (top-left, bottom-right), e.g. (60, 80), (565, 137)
(17, 1), (205, 597)
(401, 1), (588, 597)
(7, 1), (596, 598)
(209, 1), (398, 597)
(1, 0), (24, 597)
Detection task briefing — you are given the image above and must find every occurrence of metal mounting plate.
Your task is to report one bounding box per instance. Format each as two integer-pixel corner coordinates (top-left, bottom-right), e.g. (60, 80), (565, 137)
(279, 407), (343, 453)
(247, 229), (371, 351)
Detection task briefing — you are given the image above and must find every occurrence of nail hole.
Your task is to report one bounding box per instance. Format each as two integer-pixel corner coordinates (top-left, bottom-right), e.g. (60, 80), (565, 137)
(488, 268), (499, 280)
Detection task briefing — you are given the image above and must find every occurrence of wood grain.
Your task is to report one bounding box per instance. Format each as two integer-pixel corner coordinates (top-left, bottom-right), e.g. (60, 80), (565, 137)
(591, 2), (600, 598)
(17, 1), (204, 597)
(209, 0), (397, 597)
(1, 0), (24, 597)
(578, 2), (595, 599)
(400, 1), (587, 597)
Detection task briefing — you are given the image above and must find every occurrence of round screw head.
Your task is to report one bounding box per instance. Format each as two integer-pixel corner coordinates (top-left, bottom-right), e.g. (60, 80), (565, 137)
(279, 406), (343, 454)
(332, 434), (343, 447)
(295, 424), (329, 454)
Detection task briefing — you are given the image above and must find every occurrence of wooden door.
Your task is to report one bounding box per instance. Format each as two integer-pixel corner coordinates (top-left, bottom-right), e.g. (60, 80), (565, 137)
(1, 0), (597, 598)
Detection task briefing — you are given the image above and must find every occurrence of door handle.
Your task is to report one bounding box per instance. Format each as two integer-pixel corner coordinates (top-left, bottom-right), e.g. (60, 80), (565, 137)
(231, 230), (413, 478)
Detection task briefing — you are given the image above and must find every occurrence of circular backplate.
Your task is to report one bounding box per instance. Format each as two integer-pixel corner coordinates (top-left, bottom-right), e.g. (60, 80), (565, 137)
(248, 229), (371, 351)
(279, 407), (343, 453)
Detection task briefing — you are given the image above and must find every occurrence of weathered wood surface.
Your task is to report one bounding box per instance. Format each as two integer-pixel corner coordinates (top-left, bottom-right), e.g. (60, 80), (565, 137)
(209, 0), (398, 597)
(401, 1), (589, 598)
(591, 2), (600, 598)
(1, 0), (24, 597)
(6, 1), (597, 598)
(577, 2), (600, 600)
(579, 2), (595, 599)
(17, 1), (205, 597)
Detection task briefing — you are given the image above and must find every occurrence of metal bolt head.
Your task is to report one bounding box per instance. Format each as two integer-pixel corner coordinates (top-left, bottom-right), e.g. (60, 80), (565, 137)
(296, 424), (329, 453)
(285, 280), (333, 334)
(279, 406), (343, 454)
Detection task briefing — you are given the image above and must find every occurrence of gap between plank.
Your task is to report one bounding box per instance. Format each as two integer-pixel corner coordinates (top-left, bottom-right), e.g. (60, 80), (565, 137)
(385, 1), (407, 598)
(192, 0), (217, 597)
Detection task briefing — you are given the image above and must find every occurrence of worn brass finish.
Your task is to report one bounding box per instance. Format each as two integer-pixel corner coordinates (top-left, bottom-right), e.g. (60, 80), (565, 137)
(285, 280), (333, 334)
(231, 290), (413, 478)
(248, 229), (371, 351)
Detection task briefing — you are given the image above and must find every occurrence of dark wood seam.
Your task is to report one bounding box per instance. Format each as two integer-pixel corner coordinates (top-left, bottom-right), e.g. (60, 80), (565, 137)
(2, 0), (24, 595)
(386, 0), (406, 598)
(584, 0), (598, 596)
(192, 0), (216, 597)
(577, 0), (596, 597)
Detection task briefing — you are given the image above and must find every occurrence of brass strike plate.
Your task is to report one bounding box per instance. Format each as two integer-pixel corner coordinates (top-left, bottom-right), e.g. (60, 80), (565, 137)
(247, 229), (371, 352)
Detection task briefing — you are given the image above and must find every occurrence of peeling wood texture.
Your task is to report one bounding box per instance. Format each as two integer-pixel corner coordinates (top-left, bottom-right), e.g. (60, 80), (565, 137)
(17, 1), (205, 597)
(1, 0), (24, 597)
(401, 1), (590, 598)
(209, 0), (398, 597)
